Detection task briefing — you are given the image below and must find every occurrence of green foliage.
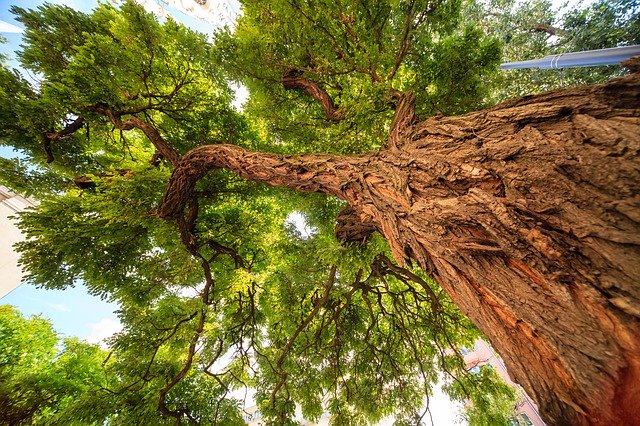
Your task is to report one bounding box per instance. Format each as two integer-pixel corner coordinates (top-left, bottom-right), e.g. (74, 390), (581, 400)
(216, 0), (501, 154)
(563, 0), (640, 51)
(4, 0), (628, 423)
(0, 305), (111, 425)
(445, 365), (520, 426)
(465, 0), (640, 101)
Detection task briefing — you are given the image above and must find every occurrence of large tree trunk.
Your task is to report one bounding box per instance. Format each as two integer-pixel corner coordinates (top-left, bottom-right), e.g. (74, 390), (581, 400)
(346, 73), (640, 425)
(160, 67), (640, 425)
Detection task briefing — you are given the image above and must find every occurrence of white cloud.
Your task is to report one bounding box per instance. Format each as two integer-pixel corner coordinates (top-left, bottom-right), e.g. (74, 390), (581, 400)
(0, 20), (23, 33)
(49, 303), (70, 312)
(86, 318), (122, 346)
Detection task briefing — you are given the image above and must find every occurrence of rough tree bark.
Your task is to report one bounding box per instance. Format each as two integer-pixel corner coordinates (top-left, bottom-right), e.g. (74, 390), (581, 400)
(159, 65), (640, 425)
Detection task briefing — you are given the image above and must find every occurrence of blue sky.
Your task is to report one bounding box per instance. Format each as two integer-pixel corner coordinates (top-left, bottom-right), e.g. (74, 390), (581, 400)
(0, 1), (97, 69)
(2, 283), (122, 343)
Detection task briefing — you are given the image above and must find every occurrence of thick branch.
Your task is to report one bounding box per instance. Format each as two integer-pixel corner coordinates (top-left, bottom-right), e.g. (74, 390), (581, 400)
(87, 104), (181, 165)
(43, 116), (86, 163)
(531, 23), (568, 37)
(282, 69), (346, 122)
(388, 91), (417, 149)
(158, 144), (359, 220)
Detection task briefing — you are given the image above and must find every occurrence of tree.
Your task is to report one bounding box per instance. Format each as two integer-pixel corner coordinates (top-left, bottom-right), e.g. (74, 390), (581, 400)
(463, 0), (640, 101)
(445, 365), (519, 426)
(0, 305), (111, 424)
(0, 1), (638, 425)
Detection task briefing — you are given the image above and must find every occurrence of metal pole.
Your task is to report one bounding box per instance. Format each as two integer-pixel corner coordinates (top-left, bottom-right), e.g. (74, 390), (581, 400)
(500, 45), (640, 70)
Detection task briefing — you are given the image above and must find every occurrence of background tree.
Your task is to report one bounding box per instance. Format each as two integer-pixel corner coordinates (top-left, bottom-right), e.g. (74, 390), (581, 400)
(445, 365), (519, 426)
(0, 1), (638, 425)
(0, 305), (111, 424)
(464, 0), (640, 101)
(1, 2), (504, 424)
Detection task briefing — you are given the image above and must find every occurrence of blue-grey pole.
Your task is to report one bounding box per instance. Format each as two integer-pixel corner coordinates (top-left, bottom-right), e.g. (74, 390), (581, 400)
(500, 45), (640, 70)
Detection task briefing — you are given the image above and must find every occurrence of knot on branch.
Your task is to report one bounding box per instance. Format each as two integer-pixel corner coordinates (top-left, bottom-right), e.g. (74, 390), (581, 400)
(335, 205), (377, 244)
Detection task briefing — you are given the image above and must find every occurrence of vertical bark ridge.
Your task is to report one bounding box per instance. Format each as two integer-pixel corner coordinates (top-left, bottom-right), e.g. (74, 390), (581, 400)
(388, 91), (417, 151)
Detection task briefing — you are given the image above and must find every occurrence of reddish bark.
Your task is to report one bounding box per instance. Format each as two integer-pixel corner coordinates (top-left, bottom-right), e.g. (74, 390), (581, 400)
(159, 68), (640, 425)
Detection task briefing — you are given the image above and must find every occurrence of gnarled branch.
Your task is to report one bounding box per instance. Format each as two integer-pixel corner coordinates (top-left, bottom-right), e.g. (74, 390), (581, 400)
(86, 103), (181, 165)
(157, 144), (358, 220)
(43, 116), (86, 163)
(282, 69), (346, 122)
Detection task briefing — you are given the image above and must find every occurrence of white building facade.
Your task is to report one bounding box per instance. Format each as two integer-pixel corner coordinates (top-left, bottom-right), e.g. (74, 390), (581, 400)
(0, 186), (36, 297)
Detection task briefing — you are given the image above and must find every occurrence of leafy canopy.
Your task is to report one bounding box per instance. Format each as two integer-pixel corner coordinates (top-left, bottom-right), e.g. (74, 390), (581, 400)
(3, 0), (632, 423)
(0, 305), (113, 425)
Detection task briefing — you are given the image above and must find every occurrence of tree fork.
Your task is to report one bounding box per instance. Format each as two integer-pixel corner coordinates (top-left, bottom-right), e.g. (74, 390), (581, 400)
(159, 65), (640, 425)
(86, 103), (181, 165)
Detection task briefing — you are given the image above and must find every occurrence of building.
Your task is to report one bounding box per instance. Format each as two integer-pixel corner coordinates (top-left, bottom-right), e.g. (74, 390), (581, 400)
(125, 0), (238, 27)
(0, 186), (37, 298)
(463, 340), (546, 426)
